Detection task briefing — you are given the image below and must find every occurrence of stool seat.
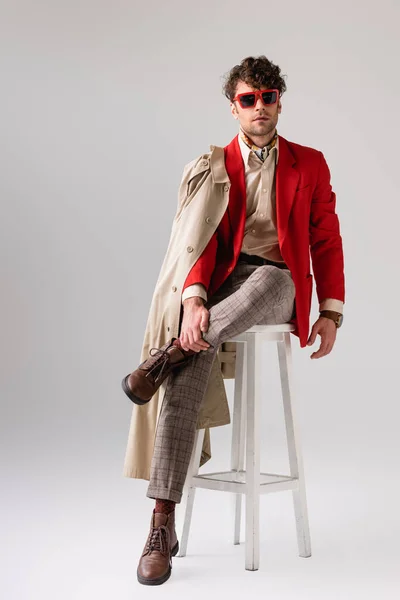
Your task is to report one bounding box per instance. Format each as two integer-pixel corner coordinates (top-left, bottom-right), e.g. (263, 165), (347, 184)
(175, 323), (311, 571)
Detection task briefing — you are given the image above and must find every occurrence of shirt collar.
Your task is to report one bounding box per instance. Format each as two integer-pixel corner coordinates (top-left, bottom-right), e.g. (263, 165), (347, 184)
(238, 127), (279, 165)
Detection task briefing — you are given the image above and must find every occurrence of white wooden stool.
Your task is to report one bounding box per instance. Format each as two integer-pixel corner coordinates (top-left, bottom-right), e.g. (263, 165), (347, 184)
(175, 323), (312, 571)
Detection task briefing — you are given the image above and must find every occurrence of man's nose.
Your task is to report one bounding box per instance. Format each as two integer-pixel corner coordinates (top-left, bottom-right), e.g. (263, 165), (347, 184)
(254, 96), (265, 110)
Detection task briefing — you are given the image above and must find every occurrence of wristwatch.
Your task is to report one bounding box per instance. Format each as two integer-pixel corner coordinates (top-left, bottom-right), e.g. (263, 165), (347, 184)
(319, 310), (343, 328)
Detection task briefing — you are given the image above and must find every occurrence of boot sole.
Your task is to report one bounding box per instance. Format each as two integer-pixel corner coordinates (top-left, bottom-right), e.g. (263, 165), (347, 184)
(121, 375), (150, 405)
(137, 541), (179, 586)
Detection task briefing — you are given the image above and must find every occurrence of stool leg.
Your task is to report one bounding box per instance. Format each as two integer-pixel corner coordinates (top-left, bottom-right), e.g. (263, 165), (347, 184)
(277, 332), (312, 558)
(176, 427), (205, 557)
(245, 334), (261, 571)
(230, 341), (247, 545)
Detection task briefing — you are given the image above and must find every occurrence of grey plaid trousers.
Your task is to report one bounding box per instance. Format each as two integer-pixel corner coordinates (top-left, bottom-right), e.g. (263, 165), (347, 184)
(146, 260), (296, 503)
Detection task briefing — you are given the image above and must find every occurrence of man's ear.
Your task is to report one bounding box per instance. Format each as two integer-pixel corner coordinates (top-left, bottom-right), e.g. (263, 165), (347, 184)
(278, 101), (282, 114)
(230, 102), (239, 120)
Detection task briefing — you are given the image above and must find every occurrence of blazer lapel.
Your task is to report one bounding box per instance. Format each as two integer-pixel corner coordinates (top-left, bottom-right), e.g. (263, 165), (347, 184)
(224, 135), (247, 260)
(222, 133), (300, 253)
(276, 135), (300, 248)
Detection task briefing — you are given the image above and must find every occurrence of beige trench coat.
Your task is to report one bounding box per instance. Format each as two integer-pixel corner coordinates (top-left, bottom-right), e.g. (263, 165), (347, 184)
(123, 144), (253, 480)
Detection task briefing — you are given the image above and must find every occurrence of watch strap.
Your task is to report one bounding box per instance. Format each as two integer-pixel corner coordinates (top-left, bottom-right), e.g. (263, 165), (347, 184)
(319, 310), (343, 328)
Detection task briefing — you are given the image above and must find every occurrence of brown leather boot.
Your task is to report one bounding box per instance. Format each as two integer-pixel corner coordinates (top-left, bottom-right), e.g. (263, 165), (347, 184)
(121, 338), (196, 405)
(137, 509), (179, 585)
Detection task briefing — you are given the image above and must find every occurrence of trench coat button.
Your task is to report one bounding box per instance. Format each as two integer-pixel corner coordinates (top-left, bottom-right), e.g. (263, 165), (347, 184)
(201, 159), (208, 166)
(205, 216), (211, 223)
(224, 184), (230, 192)
(187, 246), (193, 253)
(172, 286), (177, 292)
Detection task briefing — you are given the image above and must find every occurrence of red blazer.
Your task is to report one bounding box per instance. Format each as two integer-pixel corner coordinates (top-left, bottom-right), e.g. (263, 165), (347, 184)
(182, 134), (345, 348)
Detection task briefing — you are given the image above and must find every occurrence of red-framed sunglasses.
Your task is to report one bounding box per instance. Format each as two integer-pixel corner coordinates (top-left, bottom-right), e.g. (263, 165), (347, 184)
(232, 88), (279, 109)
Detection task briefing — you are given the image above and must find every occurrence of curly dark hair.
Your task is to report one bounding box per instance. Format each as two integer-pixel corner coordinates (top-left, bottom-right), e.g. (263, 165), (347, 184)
(221, 55), (287, 102)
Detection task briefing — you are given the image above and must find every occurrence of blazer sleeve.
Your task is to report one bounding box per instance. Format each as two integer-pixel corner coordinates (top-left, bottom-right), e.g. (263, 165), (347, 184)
(182, 231), (218, 293)
(309, 151), (345, 304)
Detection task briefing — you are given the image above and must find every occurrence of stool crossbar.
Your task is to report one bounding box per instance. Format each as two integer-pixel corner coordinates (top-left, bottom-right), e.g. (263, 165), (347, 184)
(175, 323), (312, 571)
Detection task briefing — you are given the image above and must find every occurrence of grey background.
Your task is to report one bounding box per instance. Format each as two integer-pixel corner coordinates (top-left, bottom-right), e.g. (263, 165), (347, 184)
(1, 0), (399, 597)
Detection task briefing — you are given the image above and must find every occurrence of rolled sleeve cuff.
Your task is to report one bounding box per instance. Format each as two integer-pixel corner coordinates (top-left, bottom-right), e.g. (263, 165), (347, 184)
(319, 298), (344, 313)
(181, 284), (208, 304)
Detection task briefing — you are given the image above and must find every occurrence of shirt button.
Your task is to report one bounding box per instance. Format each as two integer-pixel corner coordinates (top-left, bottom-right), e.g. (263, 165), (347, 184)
(205, 216), (211, 223)
(172, 286), (177, 292)
(187, 246), (193, 253)
(262, 188), (267, 193)
(260, 213), (264, 217)
(251, 229), (256, 234)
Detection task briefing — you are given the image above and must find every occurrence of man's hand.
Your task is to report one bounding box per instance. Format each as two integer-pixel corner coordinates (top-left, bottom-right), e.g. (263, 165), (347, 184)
(307, 316), (337, 359)
(180, 297), (211, 352)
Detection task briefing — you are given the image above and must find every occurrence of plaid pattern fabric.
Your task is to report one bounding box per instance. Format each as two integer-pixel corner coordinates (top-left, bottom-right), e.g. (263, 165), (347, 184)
(146, 261), (295, 503)
(239, 127), (278, 162)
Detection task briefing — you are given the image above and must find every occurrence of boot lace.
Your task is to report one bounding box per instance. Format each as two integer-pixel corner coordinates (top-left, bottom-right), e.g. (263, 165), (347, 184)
(140, 346), (174, 383)
(145, 524), (170, 558)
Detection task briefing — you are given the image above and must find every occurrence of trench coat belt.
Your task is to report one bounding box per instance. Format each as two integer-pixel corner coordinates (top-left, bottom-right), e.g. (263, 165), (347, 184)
(238, 252), (289, 270)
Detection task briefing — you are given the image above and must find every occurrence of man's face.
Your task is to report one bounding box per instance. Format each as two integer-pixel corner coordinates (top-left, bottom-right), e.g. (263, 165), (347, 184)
(230, 80), (282, 142)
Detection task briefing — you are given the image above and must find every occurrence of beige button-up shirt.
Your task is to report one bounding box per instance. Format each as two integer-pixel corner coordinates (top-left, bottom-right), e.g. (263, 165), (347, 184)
(182, 132), (343, 314)
(239, 130), (284, 263)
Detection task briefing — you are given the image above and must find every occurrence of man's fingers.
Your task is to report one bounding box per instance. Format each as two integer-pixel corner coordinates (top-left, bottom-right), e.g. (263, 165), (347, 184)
(200, 311), (209, 333)
(191, 338), (209, 352)
(179, 306), (211, 352)
(325, 341), (334, 356)
(186, 329), (209, 352)
(180, 328), (208, 352)
(307, 326), (318, 346)
(311, 337), (330, 359)
(311, 346), (325, 359)
(187, 330), (199, 352)
(193, 327), (211, 350)
(308, 318), (337, 359)
(326, 339), (334, 351)
(180, 332), (189, 351)
(196, 337), (210, 349)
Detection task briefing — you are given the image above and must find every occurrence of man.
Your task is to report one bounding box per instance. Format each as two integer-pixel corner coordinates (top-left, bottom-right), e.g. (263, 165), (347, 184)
(122, 55), (345, 585)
